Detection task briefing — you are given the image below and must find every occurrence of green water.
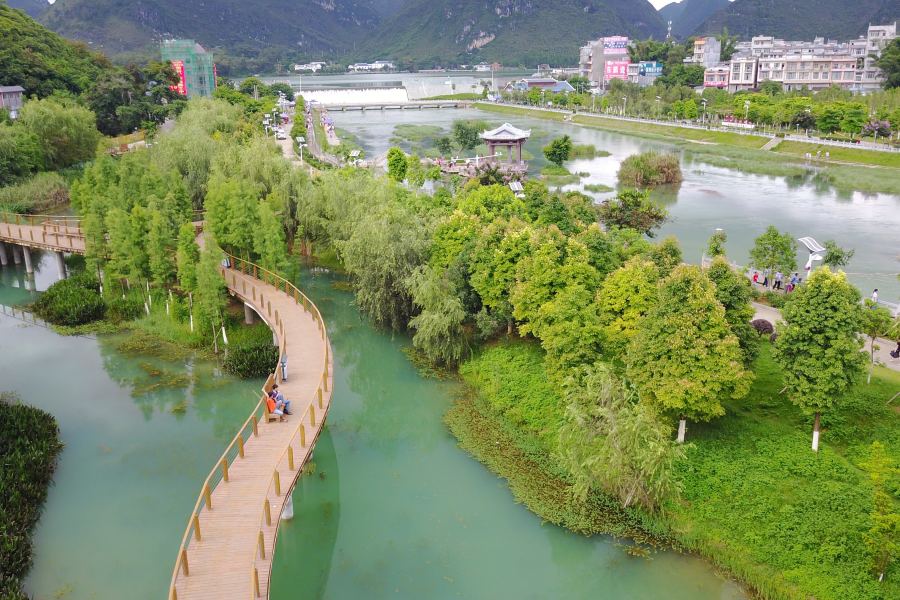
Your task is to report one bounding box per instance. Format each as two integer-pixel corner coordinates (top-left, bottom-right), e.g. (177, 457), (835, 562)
(333, 107), (900, 300)
(1, 252), (264, 600)
(1, 253), (745, 599)
(268, 271), (745, 600)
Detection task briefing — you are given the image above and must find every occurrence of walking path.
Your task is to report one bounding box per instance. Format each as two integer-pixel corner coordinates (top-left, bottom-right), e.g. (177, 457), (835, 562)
(752, 302), (900, 373)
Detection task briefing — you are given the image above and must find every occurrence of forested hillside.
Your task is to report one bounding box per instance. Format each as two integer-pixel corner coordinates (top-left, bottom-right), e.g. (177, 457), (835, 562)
(363, 0), (667, 68)
(38, 0), (383, 73)
(0, 4), (111, 98)
(693, 0), (899, 41)
(7, 0), (49, 17)
(668, 0), (730, 38)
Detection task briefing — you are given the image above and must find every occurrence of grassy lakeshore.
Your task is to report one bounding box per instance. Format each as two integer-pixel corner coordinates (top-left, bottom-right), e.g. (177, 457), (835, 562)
(454, 340), (900, 600)
(473, 103), (900, 168)
(472, 103), (769, 149)
(774, 140), (900, 169)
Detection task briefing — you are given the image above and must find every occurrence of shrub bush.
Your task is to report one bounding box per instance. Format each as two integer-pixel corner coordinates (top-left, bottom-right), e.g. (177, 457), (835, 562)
(0, 391), (64, 600)
(750, 319), (775, 337)
(617, 151), (683, 187)
(32, 274), (105, 326)
(223, 342), (279, 378)
(763, 291), (787, 309)
(106, 296), (144, 324)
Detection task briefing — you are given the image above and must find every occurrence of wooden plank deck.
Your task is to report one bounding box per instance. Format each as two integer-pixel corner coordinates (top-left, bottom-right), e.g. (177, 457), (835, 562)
(0, 220), (86, 253)
(173, 265), (333, 600)
(0, 216), (334, 599)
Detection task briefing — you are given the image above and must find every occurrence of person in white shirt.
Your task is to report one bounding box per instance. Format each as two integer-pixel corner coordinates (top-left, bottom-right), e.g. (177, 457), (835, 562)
(872, 289), (879, 305)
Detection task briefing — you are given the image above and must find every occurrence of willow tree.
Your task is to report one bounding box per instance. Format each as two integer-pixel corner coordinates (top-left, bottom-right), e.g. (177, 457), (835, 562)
(773, 267), (865, 451)
(557, 363), (687, 510)
(406, 265), (469, 366)
(627, 265), (752, 442)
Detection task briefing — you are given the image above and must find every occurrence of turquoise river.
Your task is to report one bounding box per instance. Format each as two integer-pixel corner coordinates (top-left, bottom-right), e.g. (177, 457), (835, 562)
(1, 251), (744, 599)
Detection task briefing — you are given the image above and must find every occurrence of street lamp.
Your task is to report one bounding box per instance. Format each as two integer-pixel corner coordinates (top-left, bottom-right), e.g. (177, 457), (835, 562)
(744, 100), (751, 120)
(701, 99), (707, 123)
(622, 95), (627, 116)
(655, 95), (661, 120)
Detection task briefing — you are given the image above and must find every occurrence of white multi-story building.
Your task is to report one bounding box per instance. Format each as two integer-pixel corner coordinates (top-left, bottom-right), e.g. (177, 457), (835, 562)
(349, 61), (395, 72)
(294, 62), (328, 72)
(728, 56), (758, 92)
(703, 65), (730, 88)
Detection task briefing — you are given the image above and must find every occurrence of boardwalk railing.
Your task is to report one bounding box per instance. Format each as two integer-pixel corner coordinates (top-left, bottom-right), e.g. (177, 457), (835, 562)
(1, 213), (86, 251)
(169, 252), (331, 600)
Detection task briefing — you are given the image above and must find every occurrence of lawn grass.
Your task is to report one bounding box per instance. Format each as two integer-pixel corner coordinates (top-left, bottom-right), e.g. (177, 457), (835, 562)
(455, 340), (900, 600)
(775, 141), (900, 169)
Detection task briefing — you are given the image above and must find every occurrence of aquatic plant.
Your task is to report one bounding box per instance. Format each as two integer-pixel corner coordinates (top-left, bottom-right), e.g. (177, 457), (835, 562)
(617, 151), (683, 187)
(0, 391), (64, 600)
(222, 342), (279, 378)
(31, 274), (105, 327)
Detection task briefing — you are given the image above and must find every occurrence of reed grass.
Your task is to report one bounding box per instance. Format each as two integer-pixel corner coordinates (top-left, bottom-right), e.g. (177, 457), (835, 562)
(0, 172), (69, 214)
(617, 151), (683, 187)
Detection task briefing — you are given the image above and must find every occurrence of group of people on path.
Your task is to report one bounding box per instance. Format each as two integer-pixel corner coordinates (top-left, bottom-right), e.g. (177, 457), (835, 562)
(752, 270), (802, 293)
(266, 383), (292, 422)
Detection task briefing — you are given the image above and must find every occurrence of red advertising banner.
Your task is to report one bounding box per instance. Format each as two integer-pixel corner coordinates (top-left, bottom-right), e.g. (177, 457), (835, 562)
(604, 60), (630, 81)
(213, 64), (218, 88)
(170, 60), (187, 95)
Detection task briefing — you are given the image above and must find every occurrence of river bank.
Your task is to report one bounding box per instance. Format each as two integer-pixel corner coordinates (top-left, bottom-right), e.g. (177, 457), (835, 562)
(456, 339), (900, 600)
(473, 103), (900, 194)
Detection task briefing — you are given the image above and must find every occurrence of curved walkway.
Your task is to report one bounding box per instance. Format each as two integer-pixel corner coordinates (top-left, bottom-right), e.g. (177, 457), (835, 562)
(2, 212), (334, 599)
(170, 253), (333, 600)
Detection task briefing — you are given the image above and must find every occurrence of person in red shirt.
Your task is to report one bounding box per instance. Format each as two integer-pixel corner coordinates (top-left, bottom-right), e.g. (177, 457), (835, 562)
(266, 395), (286, 422)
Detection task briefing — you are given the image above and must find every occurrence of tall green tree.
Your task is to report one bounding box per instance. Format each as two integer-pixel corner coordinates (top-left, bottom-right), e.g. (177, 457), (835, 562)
(18, 97), (101, 170)
(627, 265), (752, 442)
(717, 27), (740, 62)
(773, 267), (866, 451)
(176, 222), (200, 293)
(822, 239), (855, 271)
(254, 201), (285, 271)
(147, 203), (177, 287)
(861, 302), (894, 384)
(542, 135), (573, 167)
(873, 38), (900, 90)
(386, 147), (407, 182)
(557, 363), (687, 511)
(596, 257), (660, 356)
(748, 225), (797, 280)
(597, 189), (669, 237)
(860, 442), (900, 582)
(706, 230), (727, 258)
(451, 120), (484, 153)
(406, 266), (469, 366)
(707, 257), (759, 366)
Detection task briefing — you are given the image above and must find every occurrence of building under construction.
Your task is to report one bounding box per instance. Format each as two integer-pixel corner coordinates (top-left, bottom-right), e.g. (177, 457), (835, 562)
(160, 40), (216, 99)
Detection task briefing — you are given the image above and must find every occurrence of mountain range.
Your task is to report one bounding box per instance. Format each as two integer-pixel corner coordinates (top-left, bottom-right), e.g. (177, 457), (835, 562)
(658, 0), (730, 39)
(7, 0), (900, 70)
(693, 0), (900, 41)
(362, 0), (667, 68)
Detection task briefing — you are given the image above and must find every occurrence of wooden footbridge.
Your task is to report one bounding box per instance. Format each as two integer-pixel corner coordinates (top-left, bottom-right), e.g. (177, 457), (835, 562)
(1, 212), (334, 600)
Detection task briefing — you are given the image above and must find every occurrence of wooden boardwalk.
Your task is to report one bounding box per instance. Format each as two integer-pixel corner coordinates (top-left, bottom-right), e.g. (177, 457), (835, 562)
(1, 213), (334, 600)
(170, 255), (333, 600)
(0, 213), (85, 253)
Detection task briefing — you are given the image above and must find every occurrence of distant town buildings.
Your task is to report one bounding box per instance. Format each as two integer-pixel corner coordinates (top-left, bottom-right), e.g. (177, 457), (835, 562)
(294, 62), (328, 72)
(349, 61), (395, 72)
(690, 37), (722, 68)
(579, 36), (631, 85)
(160, 40), (216, 99)
(707, 23), (897, 93)
(0, 85), (24, 119)
(578, 22), (896, 93)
